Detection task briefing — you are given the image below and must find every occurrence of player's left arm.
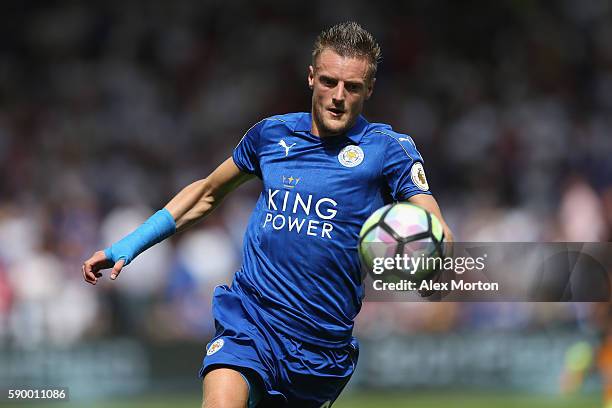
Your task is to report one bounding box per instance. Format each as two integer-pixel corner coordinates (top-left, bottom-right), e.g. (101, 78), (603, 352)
(380, 133), (454, 243)
(407, 193), (454, 243)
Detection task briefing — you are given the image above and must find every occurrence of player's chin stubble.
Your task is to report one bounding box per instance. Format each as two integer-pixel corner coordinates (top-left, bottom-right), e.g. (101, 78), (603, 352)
(314, 108), (352, 138)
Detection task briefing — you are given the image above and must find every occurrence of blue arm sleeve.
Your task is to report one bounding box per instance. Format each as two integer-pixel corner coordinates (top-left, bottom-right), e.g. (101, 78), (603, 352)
(104, 208), (176, 266)
(232, 120), (264, 178)
(382, 134), (432, 201)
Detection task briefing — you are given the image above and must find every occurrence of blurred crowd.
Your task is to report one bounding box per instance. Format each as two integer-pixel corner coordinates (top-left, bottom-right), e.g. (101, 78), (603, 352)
(1, 0), (611, 348)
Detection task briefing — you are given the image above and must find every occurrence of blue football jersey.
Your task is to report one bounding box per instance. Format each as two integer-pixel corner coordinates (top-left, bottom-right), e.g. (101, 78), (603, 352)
(231, 112), (431, 347)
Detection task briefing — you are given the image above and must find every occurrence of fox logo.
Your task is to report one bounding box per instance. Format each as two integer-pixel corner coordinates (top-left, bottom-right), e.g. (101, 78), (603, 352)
(279, 139), (296, 157)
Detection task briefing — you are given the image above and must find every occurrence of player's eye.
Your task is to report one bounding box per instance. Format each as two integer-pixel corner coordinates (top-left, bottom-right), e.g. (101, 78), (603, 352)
(346, 83), (362, 93)
(320, 76), (337, 87)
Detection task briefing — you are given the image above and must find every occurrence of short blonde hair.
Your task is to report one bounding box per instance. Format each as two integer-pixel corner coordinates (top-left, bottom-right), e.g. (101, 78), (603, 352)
(312, 21), (382, 81)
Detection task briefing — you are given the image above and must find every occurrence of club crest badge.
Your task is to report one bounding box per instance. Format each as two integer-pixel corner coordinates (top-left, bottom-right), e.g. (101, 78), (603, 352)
(338, 145), (364, 168)
(411, 162), (429, 191)
(207, 338), (225, 356)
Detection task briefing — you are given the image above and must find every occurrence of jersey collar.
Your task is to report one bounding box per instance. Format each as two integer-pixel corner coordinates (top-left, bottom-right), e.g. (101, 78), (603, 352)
(293, 112), (369, 144)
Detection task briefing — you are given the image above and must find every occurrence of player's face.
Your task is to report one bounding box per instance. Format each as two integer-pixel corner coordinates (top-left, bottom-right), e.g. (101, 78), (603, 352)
(308, 49), (374, 138)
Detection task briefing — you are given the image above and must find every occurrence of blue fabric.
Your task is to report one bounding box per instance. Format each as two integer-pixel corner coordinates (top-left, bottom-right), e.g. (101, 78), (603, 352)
(104, 208), (176, 266)
(200, 285), (359, 407)
(231, 112), (431, 347)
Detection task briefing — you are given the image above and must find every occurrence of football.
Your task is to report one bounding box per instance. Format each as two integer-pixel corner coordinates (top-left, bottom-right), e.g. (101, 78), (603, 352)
(358, 202), (445, 281)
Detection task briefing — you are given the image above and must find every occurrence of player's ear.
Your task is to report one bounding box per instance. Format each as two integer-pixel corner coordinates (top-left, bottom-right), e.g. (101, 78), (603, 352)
(308, 66), (315, 90)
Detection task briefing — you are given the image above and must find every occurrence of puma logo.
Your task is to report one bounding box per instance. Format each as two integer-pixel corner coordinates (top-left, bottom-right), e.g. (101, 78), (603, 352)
(279, 139), (296, 157)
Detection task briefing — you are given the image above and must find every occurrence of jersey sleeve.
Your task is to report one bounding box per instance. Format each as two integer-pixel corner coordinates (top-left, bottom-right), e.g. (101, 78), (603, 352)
(232, 120), (264, 178)
(382, 135), (432, 201)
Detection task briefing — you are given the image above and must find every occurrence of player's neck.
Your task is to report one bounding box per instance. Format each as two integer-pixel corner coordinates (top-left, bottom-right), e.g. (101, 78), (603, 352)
(311, 127), (338, 139)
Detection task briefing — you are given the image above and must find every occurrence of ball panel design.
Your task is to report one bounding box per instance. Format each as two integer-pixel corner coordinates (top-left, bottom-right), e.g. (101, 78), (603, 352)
(359, 226), (397, 266)
(402, 237), (437, 257)
(363, 225), (395, 243)
(383, 203), (429, 238)
(358, 204), (390, 238)
(358, 202), (446, 282)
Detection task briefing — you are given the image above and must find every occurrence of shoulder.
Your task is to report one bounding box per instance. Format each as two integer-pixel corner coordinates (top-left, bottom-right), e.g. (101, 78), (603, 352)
(242, 112), (303, 143)
(259, 112), (305, 131)
(364, 122), (419, 152)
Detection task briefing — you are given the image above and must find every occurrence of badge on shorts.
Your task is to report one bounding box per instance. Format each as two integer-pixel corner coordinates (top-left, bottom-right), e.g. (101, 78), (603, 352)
(411, 162), (429, 191)
(338, 145), (364, 168)
(207, 338), (225, 356)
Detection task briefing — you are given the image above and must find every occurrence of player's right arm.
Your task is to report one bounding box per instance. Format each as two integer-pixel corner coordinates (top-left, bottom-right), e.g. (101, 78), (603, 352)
(166, 158), (254, 232)
(82, 158), (253, 285)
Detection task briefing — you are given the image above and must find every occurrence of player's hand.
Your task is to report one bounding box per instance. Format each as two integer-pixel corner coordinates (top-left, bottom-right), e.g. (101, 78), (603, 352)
(82, 250), (125, 285)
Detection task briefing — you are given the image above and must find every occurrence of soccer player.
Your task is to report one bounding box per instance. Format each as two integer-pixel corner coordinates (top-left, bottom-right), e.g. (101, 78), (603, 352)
(83, 22), (453, 407)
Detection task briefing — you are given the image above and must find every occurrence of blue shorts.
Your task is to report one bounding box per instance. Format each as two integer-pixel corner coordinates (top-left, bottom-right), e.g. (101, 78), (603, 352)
(199, 285), (359, 407)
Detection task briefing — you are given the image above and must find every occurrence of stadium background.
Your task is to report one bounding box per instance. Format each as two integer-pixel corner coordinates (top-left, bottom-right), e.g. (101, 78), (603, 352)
(1, 0), (611, 406)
